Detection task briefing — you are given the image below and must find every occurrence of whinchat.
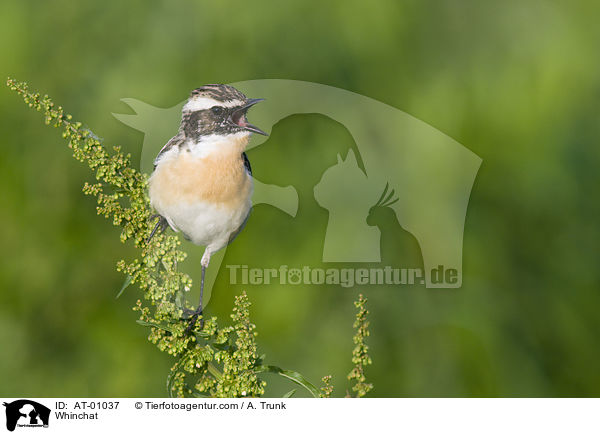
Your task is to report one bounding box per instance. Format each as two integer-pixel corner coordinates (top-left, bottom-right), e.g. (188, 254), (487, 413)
(148, 84), (267, 329)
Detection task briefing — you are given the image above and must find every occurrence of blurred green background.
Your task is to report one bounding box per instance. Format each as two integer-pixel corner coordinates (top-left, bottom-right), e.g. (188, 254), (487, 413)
(1, 0), (599, 397)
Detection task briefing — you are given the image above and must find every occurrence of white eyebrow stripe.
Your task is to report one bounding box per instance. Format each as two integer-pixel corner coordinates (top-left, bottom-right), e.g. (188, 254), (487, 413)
(182, 97), (243, 111)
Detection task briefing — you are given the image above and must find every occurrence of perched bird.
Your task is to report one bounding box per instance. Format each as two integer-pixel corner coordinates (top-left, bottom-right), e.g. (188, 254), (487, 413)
(148, 84), (267, 329)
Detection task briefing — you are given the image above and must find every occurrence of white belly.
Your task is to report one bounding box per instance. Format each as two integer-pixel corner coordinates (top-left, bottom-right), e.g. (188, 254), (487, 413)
(156, 198), (251, 251)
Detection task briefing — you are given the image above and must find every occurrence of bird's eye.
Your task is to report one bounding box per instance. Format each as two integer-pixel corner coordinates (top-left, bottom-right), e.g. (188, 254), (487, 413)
(211, 106), (223, 115)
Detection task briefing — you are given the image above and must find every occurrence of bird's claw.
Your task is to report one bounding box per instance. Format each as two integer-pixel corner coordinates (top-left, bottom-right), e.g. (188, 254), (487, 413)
(181, 308), (195, 319)
(184, 307), (204, 333)
(147, 214), (168, 242)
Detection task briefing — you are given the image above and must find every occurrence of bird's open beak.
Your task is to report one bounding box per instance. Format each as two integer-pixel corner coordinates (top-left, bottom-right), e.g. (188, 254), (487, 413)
(229, 98), (268, 136)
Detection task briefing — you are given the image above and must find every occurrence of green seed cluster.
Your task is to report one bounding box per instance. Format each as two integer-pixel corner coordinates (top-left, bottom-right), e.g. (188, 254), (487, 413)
(213, 293), (266, 397)
(347, 294), (373, 397)
(319, 375), (334, 398)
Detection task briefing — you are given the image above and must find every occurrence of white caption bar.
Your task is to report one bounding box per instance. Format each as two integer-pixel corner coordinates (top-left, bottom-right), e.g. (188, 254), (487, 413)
(1, 398), (598, 433)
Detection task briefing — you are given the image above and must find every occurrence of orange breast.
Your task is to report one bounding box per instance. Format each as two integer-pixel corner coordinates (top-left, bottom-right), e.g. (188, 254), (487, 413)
(150, 147), (252, 211)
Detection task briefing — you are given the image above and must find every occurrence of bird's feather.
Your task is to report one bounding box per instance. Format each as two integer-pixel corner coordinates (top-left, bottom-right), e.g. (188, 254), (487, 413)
(154, 132), (184, 169)
(242, 152), (252, 176)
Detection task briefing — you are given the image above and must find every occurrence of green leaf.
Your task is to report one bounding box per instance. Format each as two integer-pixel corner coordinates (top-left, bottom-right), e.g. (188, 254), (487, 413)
(136, 319), (174, 334)
(256, 353), (267, 365)
(116, 275), (132, 299)
(283, 389), (297, 398)
(207, 362), (223, 381)
(166, 369), (177, 398)
(254, 365), (319, 398)
(212, 341), (235, 351)
(166, 353), (192, 397)
(194, 330), (213, 338)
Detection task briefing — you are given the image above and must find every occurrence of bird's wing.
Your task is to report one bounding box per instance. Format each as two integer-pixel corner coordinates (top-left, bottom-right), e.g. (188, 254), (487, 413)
(227, 207), (252, 246)
(227, 153), (252, 246)
(242, 152), (252, 176)
(153, 132), (185, 170)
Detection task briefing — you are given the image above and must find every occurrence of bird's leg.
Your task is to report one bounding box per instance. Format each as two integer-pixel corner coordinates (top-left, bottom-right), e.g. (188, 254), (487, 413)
(185, 248), (211, 332)
(147, 214), (168, 242)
